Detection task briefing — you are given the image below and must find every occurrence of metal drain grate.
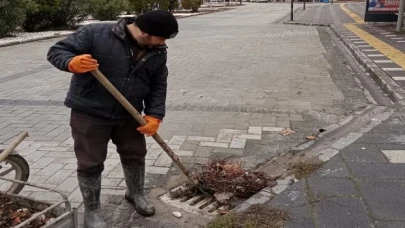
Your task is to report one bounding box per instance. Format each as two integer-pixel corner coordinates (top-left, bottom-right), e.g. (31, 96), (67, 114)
(159, 186), (223, 217)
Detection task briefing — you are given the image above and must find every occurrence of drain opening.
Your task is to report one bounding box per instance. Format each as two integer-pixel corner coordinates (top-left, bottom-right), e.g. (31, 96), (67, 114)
(199, 198), (216, 209)
(159, 185), (221, 217)
(180, 195), (194, 203)
(207, 202), (220, 213)
(190, 195), (205, 206)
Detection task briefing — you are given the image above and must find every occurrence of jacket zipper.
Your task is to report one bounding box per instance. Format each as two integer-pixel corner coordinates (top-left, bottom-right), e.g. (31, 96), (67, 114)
(121, 51), (157, 95)
(110, 42), (136, 118)
(110, 48), (159, 118)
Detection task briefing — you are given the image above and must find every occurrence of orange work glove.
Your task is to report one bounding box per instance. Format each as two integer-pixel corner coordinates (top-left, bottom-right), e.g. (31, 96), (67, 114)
(68, 54), (98, 73)
(137, 116), (161, 136)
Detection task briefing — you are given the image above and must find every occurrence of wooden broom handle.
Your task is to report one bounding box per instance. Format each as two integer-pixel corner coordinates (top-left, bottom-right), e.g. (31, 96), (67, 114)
(90, 69), (193, 182)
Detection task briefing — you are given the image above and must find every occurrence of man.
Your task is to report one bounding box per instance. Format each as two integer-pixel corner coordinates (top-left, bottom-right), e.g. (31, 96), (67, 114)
(47, 10), (179, 228)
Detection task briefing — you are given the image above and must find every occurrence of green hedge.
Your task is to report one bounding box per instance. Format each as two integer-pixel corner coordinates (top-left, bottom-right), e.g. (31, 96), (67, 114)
(0, 0), (28, 37)
(181, 0), (201, 12)
(127, 0), (152, 13)
(23, 0), (91, 32)
(89, 0), (128, 21)
(127, 0), (179, 14)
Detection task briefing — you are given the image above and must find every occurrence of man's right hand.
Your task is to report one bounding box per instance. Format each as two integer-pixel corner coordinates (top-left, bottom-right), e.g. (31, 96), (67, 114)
(68, 54), (98, 73)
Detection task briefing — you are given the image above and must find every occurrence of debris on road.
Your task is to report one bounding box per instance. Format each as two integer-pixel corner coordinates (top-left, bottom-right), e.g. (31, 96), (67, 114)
(319, 128), (326, 133)
(172, 211), (182, 218)
(206, 204), (289, 228)
(280, 128), (296, 136)
(169, 184), (199, 199)
(196, 160), (276, 198)
(305, 136), (317, 140)
(214, 192), (234, 204)
(171, 160), (277, 211)
(0, 193), (53, 228)
(287, 161), (324, 179)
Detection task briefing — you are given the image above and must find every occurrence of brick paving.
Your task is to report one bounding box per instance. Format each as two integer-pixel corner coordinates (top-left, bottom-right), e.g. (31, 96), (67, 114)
(293, 3), (358, 24)
(345, 1), (366, 18)
(287, 2), (405, 96)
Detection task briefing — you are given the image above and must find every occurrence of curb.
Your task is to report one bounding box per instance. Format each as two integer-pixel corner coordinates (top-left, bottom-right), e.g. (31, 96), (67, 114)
(0, 33), (72, 48)
(174, 7), (234, 18)
(330, 24), (405, 102)
(232, 105), (394, 214)
(282, 21), (330, 27)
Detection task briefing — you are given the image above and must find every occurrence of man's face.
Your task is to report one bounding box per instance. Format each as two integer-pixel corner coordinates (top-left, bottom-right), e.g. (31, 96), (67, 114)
(139, 33), (166, 48)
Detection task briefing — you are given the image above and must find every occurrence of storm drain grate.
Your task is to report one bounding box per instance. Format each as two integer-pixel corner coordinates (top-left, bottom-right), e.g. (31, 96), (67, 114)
(159, 186), (224, 218)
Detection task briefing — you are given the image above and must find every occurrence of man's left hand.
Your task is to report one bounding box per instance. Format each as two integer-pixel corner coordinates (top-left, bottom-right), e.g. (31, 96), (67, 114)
(137, 116), (161, 136)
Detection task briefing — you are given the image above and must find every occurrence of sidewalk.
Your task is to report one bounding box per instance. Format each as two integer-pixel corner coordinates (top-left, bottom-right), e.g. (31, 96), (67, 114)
(284, 2), (405, 101)
(243, 3), (405, 227)
(260, 107), (405, 228)
(285, 3), (363, 25)
(331, 23), (405, 100)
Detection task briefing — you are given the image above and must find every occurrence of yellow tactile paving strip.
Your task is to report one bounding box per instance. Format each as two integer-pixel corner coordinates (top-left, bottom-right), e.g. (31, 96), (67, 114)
(340, 3), (364, 24)
(344, 23), (405, 69)
(338, 3), (405, 70)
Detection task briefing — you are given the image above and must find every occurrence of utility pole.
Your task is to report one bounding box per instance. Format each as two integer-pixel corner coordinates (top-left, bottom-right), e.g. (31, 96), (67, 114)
(396, 0), (405, 32)
(304, 0), (306, 10)
(291, 0), (294, 21)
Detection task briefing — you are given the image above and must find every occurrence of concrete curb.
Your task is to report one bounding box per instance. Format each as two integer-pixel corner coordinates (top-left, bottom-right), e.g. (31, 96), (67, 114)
(282, 21), (331, 27)
(174, 7), (235, 18)
(0, 33), (73, 48)
(330, 24), (405, 102)
(232, 105), (394, 214)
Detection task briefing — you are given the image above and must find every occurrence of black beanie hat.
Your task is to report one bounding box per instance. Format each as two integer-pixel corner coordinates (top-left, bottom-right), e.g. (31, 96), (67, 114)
(135, 10), (179, 39)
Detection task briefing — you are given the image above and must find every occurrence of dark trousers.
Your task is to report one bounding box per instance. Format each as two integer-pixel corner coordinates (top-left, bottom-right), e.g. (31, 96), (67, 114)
(70, 109), (147, 178)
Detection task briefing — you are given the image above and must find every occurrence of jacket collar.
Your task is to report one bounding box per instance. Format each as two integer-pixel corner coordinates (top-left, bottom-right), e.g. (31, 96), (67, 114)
(112, 17), (168, 49)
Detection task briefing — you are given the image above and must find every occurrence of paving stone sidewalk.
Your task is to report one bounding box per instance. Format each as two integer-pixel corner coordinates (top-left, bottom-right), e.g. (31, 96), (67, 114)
(285, 2), (405, 83)
(286, 3), (362, 25)
(264, 111), (405, 228)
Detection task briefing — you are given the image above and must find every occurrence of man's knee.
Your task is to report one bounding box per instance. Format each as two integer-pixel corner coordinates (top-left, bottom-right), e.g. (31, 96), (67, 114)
(77, 163), (104, 178)
(120, 155), (145, 166)
(116, 138), (147, 166)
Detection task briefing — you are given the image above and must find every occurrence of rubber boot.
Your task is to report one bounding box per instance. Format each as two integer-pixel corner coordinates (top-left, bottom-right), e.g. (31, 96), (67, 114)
(122, 164), (155, 216)
(77, 176), (107, 228)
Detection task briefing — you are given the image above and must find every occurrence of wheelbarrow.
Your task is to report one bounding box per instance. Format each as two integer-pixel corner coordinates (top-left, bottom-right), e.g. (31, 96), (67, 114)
(0, 132), (79, 228)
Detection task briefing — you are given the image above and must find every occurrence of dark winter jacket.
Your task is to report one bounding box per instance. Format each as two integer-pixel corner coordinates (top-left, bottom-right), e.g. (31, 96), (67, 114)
(47, 18), (168, 120)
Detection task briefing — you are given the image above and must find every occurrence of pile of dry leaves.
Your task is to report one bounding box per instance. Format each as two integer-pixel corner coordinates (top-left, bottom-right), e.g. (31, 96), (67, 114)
(0, 193), (53, 228)
(197, 160), (276, 198)
(172, 160), (277, 207)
